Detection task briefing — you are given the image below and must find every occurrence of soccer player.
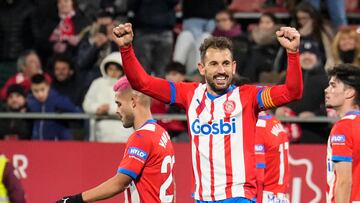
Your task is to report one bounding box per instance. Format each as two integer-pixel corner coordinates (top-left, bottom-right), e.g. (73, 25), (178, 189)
(56, 77), (175, 203)
(255, 111), (290, 203)
(112, 23), (302, 202)
(326, 64), (360, 203)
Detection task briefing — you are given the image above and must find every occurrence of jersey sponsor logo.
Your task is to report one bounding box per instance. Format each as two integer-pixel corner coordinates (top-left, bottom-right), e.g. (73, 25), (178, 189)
(331, 135), (345, 143)
(223, 100), (236, 114)
(255, 144), (265, 153)
(128, 147), (149, 161)
(191, 118), (237, 135)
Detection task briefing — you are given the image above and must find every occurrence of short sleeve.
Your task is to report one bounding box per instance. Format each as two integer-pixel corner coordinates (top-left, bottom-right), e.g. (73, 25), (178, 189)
(255, 121), (266, 169)
(330, 122), (353, 162)
(118, 132), (153, 179)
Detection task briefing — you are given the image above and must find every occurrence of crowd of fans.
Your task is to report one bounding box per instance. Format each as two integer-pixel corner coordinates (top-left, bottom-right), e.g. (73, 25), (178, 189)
(0, 0), (359, 143)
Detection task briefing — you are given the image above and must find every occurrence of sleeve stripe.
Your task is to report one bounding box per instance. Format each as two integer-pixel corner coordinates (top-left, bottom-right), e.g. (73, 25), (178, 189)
(257, 88), (265, 109)
(261, 88), (276, 109)
(256, 163), (266, 169)
(118, 168), (138, 180)
(168, 81), (176, 105)
(332, 155), (352, 162)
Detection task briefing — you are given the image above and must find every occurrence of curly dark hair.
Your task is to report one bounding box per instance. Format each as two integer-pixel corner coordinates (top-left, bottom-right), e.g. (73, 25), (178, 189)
(199, 37), (233, 63)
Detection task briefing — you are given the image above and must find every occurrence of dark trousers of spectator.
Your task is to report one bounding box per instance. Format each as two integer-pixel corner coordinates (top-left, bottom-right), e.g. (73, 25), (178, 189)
(133, 29), (173, 76)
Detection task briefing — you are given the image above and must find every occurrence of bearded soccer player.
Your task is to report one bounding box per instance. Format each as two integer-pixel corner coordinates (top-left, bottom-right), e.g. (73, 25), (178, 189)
(255, 111), (290, 203)
(326, 64), (360, 203)
(56, 77), (175, 203)
(112, 23), (302, 202)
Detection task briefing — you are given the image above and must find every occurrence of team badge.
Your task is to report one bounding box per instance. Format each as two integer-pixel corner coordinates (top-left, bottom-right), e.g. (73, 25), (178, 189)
(223, 100), (236, 114)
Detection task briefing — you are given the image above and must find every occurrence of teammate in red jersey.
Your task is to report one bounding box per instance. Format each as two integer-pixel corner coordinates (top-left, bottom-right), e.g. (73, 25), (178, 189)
(325, 64), (360, 203)
(255, 112), (289, 203)
(112, 23), (302, 202)
(56, 77), (175, 203)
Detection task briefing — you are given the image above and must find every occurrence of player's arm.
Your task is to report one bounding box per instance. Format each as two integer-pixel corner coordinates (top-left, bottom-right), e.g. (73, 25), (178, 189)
(334, 162), (352, 203)
(111, 23), (174, 104)
(330, 122), (354, 203)
(55, 173), (132, 203)
(256, 27), (303, 110)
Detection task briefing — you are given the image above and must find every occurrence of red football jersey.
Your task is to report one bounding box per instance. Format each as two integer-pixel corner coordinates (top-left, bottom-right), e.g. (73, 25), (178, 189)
(255, 115), (290, 200)
(327, 111), (360, 202)
(118, 120), (175, 203)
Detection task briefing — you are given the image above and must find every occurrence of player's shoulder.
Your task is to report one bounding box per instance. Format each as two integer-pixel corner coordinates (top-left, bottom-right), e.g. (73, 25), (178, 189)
(176, 81), (201, 91)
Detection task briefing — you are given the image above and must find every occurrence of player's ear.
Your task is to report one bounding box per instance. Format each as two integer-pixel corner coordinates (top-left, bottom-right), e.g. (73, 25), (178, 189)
(345, 86), (356, 100)
(131, 96), (136, 108)
(198, 62), (205, 76)
(232, 60), (236, 75)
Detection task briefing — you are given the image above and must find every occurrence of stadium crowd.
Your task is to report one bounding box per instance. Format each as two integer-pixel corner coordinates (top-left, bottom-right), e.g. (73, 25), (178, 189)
(0, 0), (360, 143)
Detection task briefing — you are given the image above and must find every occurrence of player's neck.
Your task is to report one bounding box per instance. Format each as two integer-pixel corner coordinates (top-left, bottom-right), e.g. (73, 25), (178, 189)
(336, 104), (360, 118)
(133, 108), (153, 130)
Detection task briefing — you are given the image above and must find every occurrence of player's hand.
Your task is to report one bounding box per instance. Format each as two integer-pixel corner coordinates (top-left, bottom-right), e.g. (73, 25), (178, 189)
(55, 193), (84, 203)
(112, 23), (134, 48)
(276, 27), (300, 53)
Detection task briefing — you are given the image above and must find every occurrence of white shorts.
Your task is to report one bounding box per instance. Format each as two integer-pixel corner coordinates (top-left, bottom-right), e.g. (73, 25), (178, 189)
(262, 191), (289, 203)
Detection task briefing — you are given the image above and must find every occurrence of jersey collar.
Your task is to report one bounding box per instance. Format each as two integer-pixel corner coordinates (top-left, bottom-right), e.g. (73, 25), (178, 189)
(258, 115), (272, 119)
(345, 110), (360, 115)
(206, 85), (236, 101)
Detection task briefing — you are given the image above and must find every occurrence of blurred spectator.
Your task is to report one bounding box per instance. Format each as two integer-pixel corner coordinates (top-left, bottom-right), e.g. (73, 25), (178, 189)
(76, 8), (118, 89)
(49, 55), (84, 106)
(212, 10), (242, 38)
(276, 38), (329, 143)
(37, 0), (90, 62)
(27, 74), (81, 140)
(243, 12), (281, 82)
(327, 26), (360, 69)
(173, 0), (225, 74)
(128, 0), (179, 76)
(0, 155), (26, 203)
(0, 0), (40, 86)
(0, 85), (32, 140)
(304, 0), (347, 29)
(294, 2), (333, 64)
(83, 52), (133, 142)
(151, 62), (188, 141)
(0, 50), (51, 101)
(274, 2), (334, 73)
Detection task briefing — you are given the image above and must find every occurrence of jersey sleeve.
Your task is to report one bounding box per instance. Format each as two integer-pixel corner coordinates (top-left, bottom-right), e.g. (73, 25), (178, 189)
(255, 52), (303, 110)
(120, 46), (197, 108)
(330, 121), (353, 162)
(117, 132), (153, 179)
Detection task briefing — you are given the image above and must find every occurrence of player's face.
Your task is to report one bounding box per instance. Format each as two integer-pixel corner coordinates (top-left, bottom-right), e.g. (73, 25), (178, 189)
(325, 76), (349, 109)
(198, 48), (236, 95)
(115, 92), (135, 128)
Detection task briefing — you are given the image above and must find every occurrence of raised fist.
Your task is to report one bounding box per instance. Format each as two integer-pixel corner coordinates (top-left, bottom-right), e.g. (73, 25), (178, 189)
(112, 23), (134, 48)
(276, 27), (300, 53)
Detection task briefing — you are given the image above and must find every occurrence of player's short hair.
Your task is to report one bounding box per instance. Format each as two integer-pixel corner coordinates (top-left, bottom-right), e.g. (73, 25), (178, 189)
(328, 64), (360, 105)
(31, 74), (48, 85)
(199, 37), (233, 63)
(113, 76), (131, 93)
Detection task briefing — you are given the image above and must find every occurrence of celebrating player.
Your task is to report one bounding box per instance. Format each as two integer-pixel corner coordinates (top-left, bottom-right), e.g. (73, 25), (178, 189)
(112, 23), (302, 202)
(56, 77), (175, 203)
(255, 111), (290, 203)
(326, 64), (360, 203)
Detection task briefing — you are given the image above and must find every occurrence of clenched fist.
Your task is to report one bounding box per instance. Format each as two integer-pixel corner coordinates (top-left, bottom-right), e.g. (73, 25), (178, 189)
(112, 23), (134, 48)
(276, 27), (301, 53)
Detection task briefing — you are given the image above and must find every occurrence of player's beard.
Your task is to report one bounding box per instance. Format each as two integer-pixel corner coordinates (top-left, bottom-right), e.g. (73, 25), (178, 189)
(207, 74), (232, 95)
(122, 113), (135, 128)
